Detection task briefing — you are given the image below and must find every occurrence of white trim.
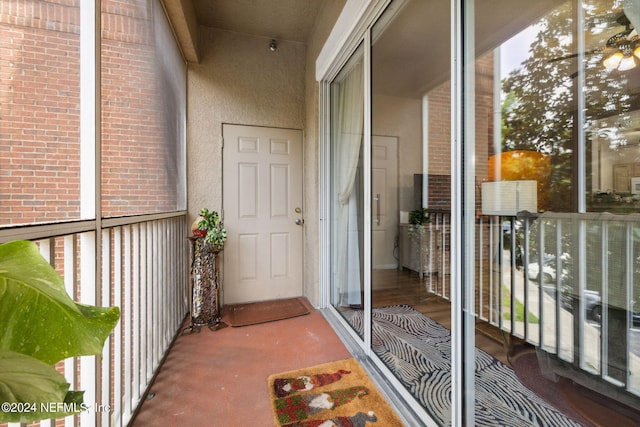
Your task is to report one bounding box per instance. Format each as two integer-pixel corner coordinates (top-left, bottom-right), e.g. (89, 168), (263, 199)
(450, 0), (464, 425)
(316, 0), (370, 80)
(123, 229), (133, 421)
(317, 1), (390, 312)
(577, 2), (586, 214)
(462, 0), (477, 423)
(318, 82), (331, 309)
(79, 234), (97, 426)
(100, 231), (112, 426)
(363, 28), (373, 355)
(315, 0), (390, 82)
(64, 235), (78, 427)
(317, 0), (448, 424)
(112, 230), (123, 426)
(80, 0), (98, 221)
(133, 225), (142, 403)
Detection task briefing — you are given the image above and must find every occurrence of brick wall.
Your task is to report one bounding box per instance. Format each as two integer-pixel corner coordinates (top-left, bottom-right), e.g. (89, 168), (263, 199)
(101, 0), (179, 216)
(426, 79), (451, 178)
(425, 51), (494, 211)
(0, 0), (81, 225)
(0, 0), (181, 227)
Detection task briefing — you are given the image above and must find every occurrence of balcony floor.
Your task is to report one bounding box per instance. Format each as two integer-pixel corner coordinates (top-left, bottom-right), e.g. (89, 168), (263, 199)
(131, 273), (640, 427)
(130, 298), (352, 427)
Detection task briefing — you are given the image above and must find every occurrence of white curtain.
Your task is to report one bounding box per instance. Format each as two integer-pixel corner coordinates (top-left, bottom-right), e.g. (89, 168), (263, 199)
(333, 60), (364, 306)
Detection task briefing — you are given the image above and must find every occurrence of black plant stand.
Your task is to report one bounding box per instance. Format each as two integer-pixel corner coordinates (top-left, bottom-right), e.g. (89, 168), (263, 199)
(184, 237), (227, 333)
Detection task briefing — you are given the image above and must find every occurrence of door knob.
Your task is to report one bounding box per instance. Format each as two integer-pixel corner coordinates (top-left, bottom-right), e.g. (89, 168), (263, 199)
(295, 218), (304, 226)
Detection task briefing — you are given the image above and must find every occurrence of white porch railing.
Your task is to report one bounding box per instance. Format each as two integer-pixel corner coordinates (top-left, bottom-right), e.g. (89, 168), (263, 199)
(421, 209), (640, 411)
(0, 212), (190, 427)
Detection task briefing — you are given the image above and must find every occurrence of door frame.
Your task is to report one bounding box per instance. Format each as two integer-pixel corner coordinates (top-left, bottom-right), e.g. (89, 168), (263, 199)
(222, 123), (305, 304)
(316, 1), (446, 425)
(372, 134), (399, 271)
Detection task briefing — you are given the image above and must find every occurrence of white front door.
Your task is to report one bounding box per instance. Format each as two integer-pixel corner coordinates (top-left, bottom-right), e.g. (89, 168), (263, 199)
(372, 135), (399, 270)
(222, 124), (304, 304)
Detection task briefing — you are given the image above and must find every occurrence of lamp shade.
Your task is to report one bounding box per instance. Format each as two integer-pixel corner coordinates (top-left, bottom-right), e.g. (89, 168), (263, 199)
(488, 150), (551, 211)
(603, 50), (624, 69)
(618, 54), (637, 71)
(481, 180), (537, 216)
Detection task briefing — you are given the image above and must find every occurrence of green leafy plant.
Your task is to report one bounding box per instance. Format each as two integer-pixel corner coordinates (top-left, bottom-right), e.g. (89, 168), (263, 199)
(409, 208), (431, 226)
(0, 240), (120, 423)
(196, 208), (227, 249)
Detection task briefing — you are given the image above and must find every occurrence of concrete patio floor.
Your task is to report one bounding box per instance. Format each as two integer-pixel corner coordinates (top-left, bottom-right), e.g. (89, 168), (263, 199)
(130, 298), (353, 426)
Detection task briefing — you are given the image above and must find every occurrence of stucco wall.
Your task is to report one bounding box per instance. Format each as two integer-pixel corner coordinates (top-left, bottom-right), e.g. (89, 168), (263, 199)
(372, 94), (423, 213)
(187, 1), (345, 307)
(187, 28), (306, 216)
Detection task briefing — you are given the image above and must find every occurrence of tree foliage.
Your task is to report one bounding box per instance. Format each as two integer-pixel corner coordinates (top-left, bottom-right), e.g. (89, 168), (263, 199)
(500, 2), (635, 211)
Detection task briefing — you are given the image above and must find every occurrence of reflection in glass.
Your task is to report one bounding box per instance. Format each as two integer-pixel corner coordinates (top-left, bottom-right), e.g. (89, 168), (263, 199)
(487, 0), (640, 418)
(369, 0), (452, 424)
(327, 0), (640, 422)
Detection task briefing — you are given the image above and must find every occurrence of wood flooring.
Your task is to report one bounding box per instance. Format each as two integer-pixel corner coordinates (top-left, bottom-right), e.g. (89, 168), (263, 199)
(371, 268), (513, 365)
(363, 268), (640, 426)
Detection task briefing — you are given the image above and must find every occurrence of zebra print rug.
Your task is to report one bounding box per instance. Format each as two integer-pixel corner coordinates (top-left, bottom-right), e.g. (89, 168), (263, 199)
(342, 305), (583, 427)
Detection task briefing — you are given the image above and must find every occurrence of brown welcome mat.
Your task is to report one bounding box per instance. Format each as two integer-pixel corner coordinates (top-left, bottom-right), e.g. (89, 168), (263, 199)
(267, 358), (405, 426)
(225, 297), (309, 327)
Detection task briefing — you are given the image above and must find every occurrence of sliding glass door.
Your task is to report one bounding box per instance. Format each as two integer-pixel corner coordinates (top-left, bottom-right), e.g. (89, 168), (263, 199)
(465, 0), (640, 424)
(370, 0), (452, 308)
(324, 0), (640, 424)
(369, 1), (454, 424)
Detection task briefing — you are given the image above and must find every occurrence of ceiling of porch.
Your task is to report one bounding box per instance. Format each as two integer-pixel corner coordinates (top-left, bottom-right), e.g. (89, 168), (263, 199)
(192, 0), (323, 44)
(189, 0), (561, 98)
(187, 1), (639, 102)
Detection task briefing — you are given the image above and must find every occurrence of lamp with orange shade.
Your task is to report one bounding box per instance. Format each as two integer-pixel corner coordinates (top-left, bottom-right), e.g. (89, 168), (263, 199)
(487, 150), (552, 212)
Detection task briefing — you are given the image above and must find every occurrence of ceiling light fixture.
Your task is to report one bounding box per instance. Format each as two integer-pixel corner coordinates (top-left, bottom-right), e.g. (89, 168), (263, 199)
(602, 27), (640, 71)
(269, 39), (277, 52)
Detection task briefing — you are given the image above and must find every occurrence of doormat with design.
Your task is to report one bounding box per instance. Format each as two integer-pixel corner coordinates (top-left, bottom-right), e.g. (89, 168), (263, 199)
(267, 358), (404, 426)
(225, 297), (309, 327)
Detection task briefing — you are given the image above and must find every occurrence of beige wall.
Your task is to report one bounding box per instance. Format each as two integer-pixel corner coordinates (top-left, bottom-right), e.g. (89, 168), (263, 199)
(186, 0), (346, 307)
(187, 28), (306, 214)
(372, 94), (423, 213)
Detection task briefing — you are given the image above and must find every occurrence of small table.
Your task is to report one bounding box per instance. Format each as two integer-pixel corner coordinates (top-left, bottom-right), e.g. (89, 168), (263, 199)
(398, 224), (440, 278)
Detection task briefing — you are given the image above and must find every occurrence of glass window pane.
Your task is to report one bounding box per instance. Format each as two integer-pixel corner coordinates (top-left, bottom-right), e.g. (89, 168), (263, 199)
(0, 1), (82, 227)
(472, 0), (640, 422)
(101, 0), (186, 217)
(583, 0), (640, 397)
(370, 0), (452, 424)
(586, 1), (640, 213)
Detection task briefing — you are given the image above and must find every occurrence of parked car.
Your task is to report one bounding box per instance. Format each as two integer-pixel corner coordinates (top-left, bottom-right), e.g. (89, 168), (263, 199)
(562, 290), (640, 328)
(527, 257), (556, 283)
(526, 252), (573, 284)
(582, 290), (603, 323)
